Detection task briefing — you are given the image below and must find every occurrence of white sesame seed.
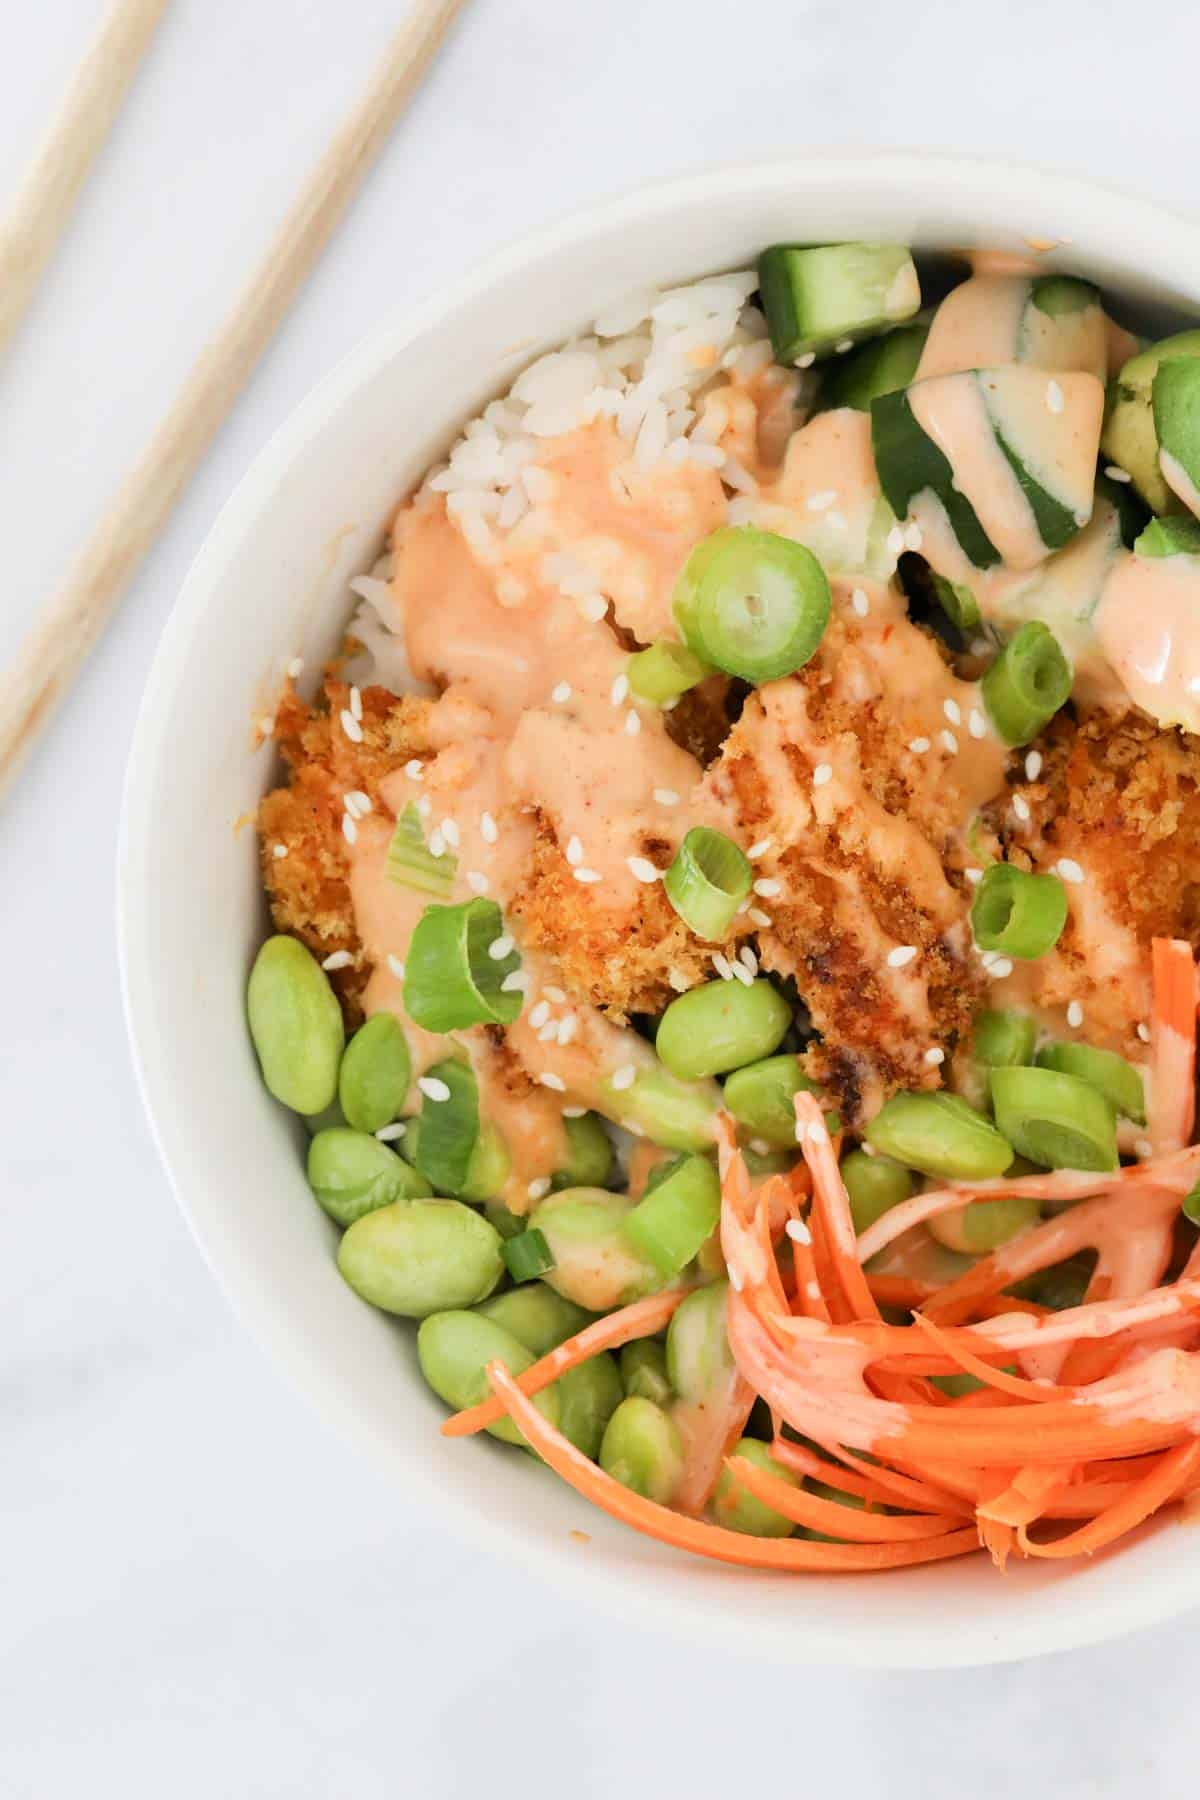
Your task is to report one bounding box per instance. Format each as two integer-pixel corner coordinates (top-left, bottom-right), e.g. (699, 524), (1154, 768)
(418, 1076), (451, 1103)
(1012, 794), (1031, 823)
(375, 1122), (407, 1142)
(1055, 858), (1085, 885)
(739, 946), (759, 974)
(488, 934), (514, 961)
(747, 837), (774, 859)
(573, 867), (602, 884)
(753, 878), (782, 898)
(924, 1047), (946, 1066)
(862, 1142), (877, 1157)
(539, 1072), (566, 1092)
(565, 835), (584, 866)
(624, 710), (641, 736)
(785, 1217), (812, 1246)
(1046, 379), (1065, 415)
(428, 828), (446, 858)
(980, 949), (999, 968)
(728, 1267), (744, 1293)
(552, 682), (572, 704)
(611, 1063), (637, 1091)
(1067, 1000), (1084, 1029)
(579, 595), (608, 624)
(466, 870), (489, 894)
(1134, 1137), (1154, 1159)
(343, 793), (363, 821)
(886, 526), (906, 557)
(943, 698), (962, 726)
(342, 814), (358, 845)
(500, 970), (528, 993)
(480, 811), (498, 844)
(968, 708), (987, 740)
(654, 788), (680, 806)
(1025, 751), (1043, 782)
(416, 795), (432, 819)
(322, 950), (354, 971)
(851, 587), (870, 617)
(349, 686), (363, 721)
(989, 957), (1014, 980)
(1104, 464), (1132, 483)
(538, 1019), (559, 1042)
(941, 730), (959, 755)
(909, 737), (931, 754)
(835, 337), (854, 354)
(796, 351), (816, 368)
(731, 962), (754, 986)
(286, 657), (305, 679)
(544, 986), (566, 1003)
(272, 843), (288, 859)
(806, 490), (837, 512)
(627, 856), (660, 884)
(349, 789), (372, 816)
(611, 673), (630, 706)
(340, 709), (363, 743)
(527, 1177), (551, 1201)
(813, 763), (833, 787)
(712, 953), (734, 981)
(904, 521), (923, 552)
(750, 1138), (771, 1157)
(965, 867), (983, 885)
(794, 1119), (808, 1144)
(971, 637), (990, 657)
(887, 945), (918, 969)
(748, 908), (773, 928)
(387, 954), (405, 980)
(259, 715), (275, 737)
(558, 1015), (578, 1045)
(529, 1001), (550, 1029)
(404, 759), (424, 781)
(562, 1106), (586, 1118)
(1137, 1022), (1152, 1044)
(440, 818), (461, 849)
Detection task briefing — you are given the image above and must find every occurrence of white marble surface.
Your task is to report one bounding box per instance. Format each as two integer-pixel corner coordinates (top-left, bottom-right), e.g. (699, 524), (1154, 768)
(7, 2), (1200, 1793)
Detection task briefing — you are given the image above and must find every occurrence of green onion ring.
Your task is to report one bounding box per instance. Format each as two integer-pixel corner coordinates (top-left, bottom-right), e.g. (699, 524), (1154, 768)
(981, 621), (1072, 746)
(404, 898), (522, 1032)
(673, 526), (831, 683)
(970, 864), (1067, 959)
(662, 827), (753, 940)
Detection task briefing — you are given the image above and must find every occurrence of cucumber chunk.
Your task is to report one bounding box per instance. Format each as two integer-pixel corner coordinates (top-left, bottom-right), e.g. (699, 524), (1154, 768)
(1134, 514), (1200, 558)
(819, 321), (928, 412)
(919, 274), (1106, 382)
(870, 387), (999, 569)
(1101, 330), (1200, 513)
(1152, 359), (1200, 519)
(758, 243), (919, 365)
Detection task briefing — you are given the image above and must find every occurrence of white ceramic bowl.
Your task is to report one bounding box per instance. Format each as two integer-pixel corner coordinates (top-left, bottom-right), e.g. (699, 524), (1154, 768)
(120, 151), (1200, 1667)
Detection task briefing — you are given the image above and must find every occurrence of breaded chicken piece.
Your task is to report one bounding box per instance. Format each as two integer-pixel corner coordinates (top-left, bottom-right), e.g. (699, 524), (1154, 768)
(1000, 710), (1200, 1051)
(699, 611), (992, 1124)
(258, 680), (435, 1022)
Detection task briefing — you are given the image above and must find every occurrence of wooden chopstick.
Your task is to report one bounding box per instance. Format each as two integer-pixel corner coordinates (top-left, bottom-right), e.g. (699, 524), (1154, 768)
(0, 0), (171, 360)
(0, 0), (468, 803)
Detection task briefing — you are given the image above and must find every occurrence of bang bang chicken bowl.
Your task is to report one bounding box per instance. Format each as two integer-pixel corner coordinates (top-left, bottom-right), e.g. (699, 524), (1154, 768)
(122, 156), (1200, 1665)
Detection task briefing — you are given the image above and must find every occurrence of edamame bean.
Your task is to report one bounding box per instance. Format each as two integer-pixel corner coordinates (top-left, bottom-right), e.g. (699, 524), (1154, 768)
(619, 1339), (673, 1407)
(656, 980), (792, 1082)
(337, 1199), (503, 1318)
(307, 1127), (430, 1226)
(973, 1008), (1037, 1069)
(557, 1353), (624, 1459)
(599, 1397), (684, 1503)
(247, 935), (344, 1114)
(712, 1438), (799, 1537)
(666, 1281), (733, 1402)
(723, 1053), (818, 1149)
(476, 1283), (592, 1357)
(927, 1194), (1040, 1254)
(338, 1013), (411, 1133)
(551, 1112), (615, 1191)
(840, 1149), (914, 1233)
(529, 1189), (664, 1311)
(416, 1311), (559, 1447)
(865, 1091), (1014, 1180)
(597, 1061), (721, 1152)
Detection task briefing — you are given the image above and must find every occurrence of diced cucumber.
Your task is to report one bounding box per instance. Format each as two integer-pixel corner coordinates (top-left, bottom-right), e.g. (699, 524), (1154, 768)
(1152, 359), (1200, 519)
(931, 573), (981, 630)
(819, 321), (929, 412)
(757, 243), (920, 365)
(1101, 330), (1200, 513)
(919, 274), (1106, 382)
(870, 387), (999, 569)
(1134, 514), (1200, 558)
(981, 367), (1101, 554)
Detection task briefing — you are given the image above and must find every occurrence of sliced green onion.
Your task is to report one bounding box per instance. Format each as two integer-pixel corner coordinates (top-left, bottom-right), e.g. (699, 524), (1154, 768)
(627, 640), (710, 705)
(989, 1067), (1117, 1172)
(973, 1008), (1037, 1068)
(411, 1058), (480, 1193)
(1134, 515), (1200, 559)
(981, 622), (1072, 747)
(864, 1091), (1014, 1181)
(1183, 1182), (1200, 1226)
(932, 573), (981, 632)
(663, 827), (752, 940)
(673, 526), (831, 683)
(404, 898), (522, 1032)
(656, 979), (792, 1082)
(971, 864), (1067, 959)
(502, 1228), (555, 1283)
(1035, 1041), (1146, 1123)
(623, 1153), (721, 1276)
(723, 1052), (818, 1149)
(839, 1148), (913, 1233)
(385, 803), (457, 897)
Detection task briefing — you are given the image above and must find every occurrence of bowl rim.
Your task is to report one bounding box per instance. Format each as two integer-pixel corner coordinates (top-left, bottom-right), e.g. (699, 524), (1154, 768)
(119, 148), (1200, 1667)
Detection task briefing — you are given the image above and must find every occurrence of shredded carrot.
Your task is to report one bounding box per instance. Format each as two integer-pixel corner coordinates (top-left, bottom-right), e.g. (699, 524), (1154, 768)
(794, 1092), (879, 1323)
(1151, 937), (1198, 1155)
(1017, 1439), (1200, 1559)
(724, 1455), (961, 1541)
(906, 1309), (1069, 1403)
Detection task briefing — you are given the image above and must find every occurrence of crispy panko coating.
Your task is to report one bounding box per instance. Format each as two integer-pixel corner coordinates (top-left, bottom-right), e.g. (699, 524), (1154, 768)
(1002, 710), (1200, 1051)
(257, 680), (435, 1022)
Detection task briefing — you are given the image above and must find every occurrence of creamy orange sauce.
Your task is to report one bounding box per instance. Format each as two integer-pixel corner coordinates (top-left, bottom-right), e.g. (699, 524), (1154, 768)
(1094, 551), (1200, 731)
